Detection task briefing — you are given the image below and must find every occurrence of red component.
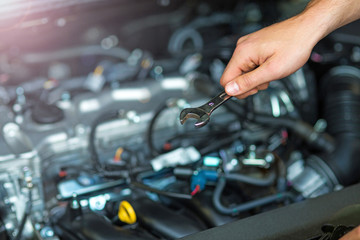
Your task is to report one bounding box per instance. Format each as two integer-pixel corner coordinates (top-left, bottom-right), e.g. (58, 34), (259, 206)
(58, 170), (67, 178)
(191, 184), (201, 196)
(163, 142), (172, 151)
(281, 130), (288, 144)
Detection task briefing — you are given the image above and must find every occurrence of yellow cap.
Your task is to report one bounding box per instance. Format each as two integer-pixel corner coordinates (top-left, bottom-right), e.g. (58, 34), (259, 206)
(118, 200), (137, 224)
(94, 66), (104, 76)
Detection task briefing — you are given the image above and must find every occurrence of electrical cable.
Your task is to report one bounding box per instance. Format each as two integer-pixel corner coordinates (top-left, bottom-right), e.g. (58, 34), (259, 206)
(14, 189), (32, 240)
(212, 177), (294, 216)
(146, 99), (238, 158)
(89, 111), (119, 171)
(146, 102), (169, 157)
(88, 110), (147, 179)
(273, 152), (288, 192)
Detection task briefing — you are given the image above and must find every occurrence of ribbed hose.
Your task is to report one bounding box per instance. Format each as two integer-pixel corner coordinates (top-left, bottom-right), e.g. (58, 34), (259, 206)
(323, 66), (360, 138)
(322, 66), (360, 185)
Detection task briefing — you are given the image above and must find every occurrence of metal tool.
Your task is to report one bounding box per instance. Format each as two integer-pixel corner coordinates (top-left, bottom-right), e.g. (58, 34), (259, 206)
(179, 91), (231, 128)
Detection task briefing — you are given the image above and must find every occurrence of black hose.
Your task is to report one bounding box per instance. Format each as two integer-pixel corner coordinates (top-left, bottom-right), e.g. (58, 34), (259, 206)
(14, 190), (32, 240)
(131, 182), (192, 200)
(212, 178), (294, 215)
(250, 114), (335, 153)
(224, 171), (276, 187)
(192, 84), (334, 153)
(168, 27), (204, 55)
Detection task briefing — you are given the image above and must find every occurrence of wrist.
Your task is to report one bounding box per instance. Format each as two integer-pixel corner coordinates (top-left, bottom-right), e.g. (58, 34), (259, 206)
(298, 0), (360, 44)
(285, 13), (327, 50)
(293, 4), (334, 47)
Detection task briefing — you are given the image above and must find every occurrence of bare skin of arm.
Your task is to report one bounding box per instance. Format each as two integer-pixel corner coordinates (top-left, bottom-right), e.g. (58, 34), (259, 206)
(220, 1), (360, 239)
(220, 0), (360, 99)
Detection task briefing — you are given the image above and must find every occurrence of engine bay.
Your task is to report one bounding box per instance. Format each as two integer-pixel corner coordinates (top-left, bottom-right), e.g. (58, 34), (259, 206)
(1, 0), (360, 239)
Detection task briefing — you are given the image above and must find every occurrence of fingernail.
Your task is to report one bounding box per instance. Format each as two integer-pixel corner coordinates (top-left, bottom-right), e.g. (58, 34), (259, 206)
(225, 81), (240, 96)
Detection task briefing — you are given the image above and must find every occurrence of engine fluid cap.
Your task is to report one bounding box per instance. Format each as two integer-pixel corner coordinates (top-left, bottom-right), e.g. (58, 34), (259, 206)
(118, 200), (137, 224)
(31, 103), (64, 124)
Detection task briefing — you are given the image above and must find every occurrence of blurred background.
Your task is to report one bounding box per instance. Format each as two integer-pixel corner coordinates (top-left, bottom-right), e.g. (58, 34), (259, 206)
(0, 0), (360, 239)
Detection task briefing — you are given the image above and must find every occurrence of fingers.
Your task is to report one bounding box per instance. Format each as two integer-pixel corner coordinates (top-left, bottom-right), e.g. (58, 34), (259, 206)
(224, 60), (280, 96)
(232, 83), (269, 99)
(235, 88), (259, 99)
(220, 55), (243, 87)
(219, 13), (316, 99)
(220, 43), (258, 87)
(257, 82), (269, 91)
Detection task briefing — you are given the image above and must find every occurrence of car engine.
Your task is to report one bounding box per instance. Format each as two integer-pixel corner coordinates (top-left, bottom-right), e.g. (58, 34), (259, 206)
(1, 0), (360, 239)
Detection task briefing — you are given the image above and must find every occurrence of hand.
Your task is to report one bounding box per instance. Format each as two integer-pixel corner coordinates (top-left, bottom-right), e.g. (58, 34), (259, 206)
(220, 0), (360, 99)
(220, 16), (316, 99)
(340, 226), (360, 240)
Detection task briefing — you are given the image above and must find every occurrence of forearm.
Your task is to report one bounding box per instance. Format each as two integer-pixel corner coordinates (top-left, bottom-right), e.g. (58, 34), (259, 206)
(299, 0), (360, 44)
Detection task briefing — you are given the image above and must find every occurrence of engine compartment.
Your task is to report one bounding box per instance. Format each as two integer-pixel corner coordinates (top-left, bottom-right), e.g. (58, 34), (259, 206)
(1, 0), (360, 239)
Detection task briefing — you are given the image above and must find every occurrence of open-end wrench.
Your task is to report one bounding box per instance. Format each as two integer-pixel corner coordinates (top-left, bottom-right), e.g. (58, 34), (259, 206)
(179, 91), (231, 128)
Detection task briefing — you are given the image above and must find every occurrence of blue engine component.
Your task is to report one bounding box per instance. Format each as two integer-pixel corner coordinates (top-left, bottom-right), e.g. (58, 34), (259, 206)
(191, 170), (219, 192)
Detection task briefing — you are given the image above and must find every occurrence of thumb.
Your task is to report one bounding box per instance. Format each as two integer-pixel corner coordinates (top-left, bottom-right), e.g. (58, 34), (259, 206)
(224, 62), (280, 96)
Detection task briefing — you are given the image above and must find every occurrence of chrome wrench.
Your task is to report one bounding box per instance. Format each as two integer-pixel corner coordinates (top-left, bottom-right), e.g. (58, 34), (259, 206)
(179, 91), (231, 128)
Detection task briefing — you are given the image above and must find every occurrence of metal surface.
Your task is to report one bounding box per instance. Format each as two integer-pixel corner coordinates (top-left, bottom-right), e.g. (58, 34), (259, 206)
(182, 182), (360, 240)
(179, 91), (231, 128)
